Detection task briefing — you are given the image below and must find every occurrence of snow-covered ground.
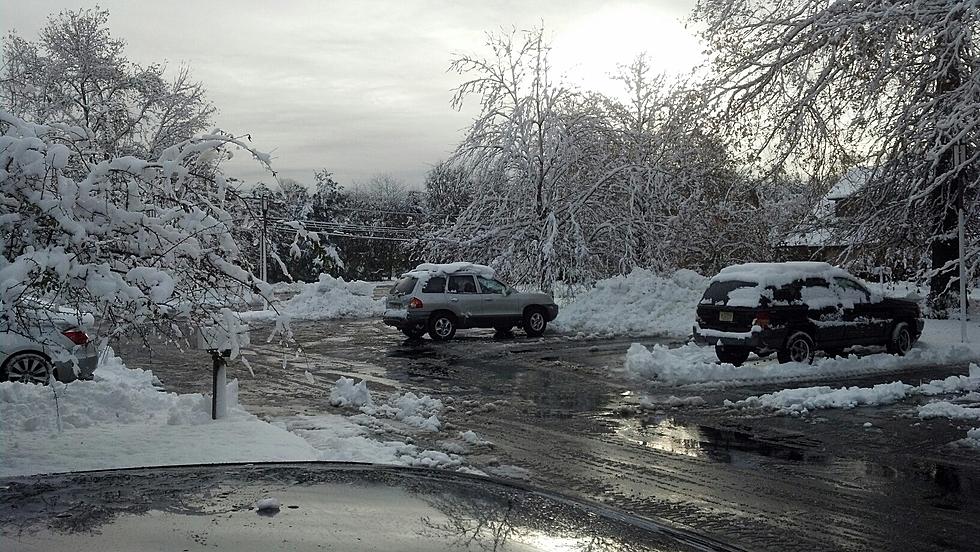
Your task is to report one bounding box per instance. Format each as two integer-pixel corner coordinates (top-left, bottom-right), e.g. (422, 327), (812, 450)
(0, 353), (485, 477)
(554, 269), (707, 338)
(0, 352), (318, 477)
(239, 274), (384, 322)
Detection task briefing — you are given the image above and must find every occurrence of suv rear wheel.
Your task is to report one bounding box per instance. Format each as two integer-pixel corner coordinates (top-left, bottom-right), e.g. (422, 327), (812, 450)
(778, 331), (816, 364)
(715, 345), (750, 366)
(886, 322), (913, 356)
(428, 313), (457, 341)
(401, 326), (426, 340)
(523, 308), (547, 337)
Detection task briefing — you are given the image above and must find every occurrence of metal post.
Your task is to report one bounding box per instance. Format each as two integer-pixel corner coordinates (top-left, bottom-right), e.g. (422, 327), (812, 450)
(211, 351), (227, 420)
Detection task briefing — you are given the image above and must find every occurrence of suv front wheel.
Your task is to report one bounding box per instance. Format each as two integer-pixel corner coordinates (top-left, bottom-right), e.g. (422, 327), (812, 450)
(523, 308), (547, 337)
(778, 331), (816, 364)
(428, 313), (457, 341)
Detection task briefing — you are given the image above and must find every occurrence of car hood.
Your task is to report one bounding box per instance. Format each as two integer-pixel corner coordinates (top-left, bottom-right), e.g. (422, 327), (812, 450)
(0, 463), (733, 552)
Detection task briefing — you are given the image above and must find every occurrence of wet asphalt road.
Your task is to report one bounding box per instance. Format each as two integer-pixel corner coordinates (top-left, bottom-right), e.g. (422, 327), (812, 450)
(116, 319), (980, 552)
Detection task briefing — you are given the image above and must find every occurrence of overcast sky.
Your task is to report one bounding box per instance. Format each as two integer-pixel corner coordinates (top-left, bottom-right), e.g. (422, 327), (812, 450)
(1, 0), (702, 189)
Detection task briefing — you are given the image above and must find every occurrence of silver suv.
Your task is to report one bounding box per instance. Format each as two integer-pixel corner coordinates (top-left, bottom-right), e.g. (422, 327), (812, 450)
(382, 263), (559, 340)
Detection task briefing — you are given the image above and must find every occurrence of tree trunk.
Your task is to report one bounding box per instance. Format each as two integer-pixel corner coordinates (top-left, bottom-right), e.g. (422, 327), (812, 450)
(928, 32), (966, 317)
(928, 196), (960, 316)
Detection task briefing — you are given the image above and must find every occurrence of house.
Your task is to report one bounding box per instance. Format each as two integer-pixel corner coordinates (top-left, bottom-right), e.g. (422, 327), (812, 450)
(776, 167), (911, 279)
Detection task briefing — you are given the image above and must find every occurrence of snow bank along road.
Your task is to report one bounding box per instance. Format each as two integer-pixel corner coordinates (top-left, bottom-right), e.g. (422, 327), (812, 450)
(116, 319), (980, 552)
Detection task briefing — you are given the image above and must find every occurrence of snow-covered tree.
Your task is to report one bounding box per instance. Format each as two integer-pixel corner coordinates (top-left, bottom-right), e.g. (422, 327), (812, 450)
(428, 32), (776, 289)
(430, 27), (625, 290)
(692, 0), (980, 314)
(423, 161), (473, 221)
(1, 8), (214, 161)
(0, 109), (272, 358)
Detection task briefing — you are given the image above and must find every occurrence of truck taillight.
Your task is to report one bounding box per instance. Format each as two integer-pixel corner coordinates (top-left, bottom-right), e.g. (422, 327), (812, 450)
(408, 297), (423, 309)
(752, 311), (770, 328)
(63, 329), (89, 345)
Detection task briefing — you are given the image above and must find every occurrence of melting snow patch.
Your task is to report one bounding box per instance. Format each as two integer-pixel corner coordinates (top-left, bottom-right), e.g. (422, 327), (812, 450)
(917, 402), (980, 421)
(328, 379), (444, 433)
(627, 343), (980, 386)
(486, 464), (532, 481)
(727, 367), (980, 415)
(956, 428), (980, 449)
(639, 395), (706, 408)
(459, 430), (493, 447)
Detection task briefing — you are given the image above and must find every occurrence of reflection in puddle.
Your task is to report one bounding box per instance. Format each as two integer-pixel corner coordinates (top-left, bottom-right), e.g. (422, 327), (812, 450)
(617, 418), (827, 464)
(617, 417), (977, 504)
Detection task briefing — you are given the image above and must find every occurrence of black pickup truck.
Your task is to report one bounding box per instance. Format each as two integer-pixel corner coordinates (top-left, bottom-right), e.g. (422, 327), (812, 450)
(693, 262), (924, 365)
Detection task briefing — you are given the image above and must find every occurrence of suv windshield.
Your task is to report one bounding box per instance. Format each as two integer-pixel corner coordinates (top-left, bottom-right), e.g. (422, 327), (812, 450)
(391, 277), (417, 295)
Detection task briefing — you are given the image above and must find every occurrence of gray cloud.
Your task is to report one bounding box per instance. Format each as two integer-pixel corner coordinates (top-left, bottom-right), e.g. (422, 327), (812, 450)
(1, 0), (697, 188)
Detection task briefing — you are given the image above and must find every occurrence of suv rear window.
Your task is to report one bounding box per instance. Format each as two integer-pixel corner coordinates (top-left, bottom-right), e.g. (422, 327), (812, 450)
(701, 280), (756, 305)
(391, 277), (417, 295)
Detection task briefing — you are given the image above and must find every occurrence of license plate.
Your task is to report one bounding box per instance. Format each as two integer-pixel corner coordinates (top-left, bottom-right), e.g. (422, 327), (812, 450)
(719, 311), (734, 322)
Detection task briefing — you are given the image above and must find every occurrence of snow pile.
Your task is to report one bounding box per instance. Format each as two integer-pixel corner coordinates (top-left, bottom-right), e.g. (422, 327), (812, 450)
(0, 351), (319, 477)
(240, 273), (382, 322)
(554, 269), (707, 337)
(330, 378), (444, 432)
(624, 342), (979, 386)
(727, 369), (980, 414)
(329, 377), (374, 408)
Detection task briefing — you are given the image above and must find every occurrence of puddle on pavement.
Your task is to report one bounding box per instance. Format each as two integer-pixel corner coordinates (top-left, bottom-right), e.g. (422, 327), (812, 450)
(618, 418), (829, 464)
(618, 417), (978, 505)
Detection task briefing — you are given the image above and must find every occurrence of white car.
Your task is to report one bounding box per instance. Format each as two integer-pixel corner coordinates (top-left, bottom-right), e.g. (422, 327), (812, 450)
(0, 306), (98, 384)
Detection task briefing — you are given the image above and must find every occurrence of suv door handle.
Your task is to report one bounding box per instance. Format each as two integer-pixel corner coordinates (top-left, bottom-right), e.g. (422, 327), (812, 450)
(449, 298), (459, 303)
(483, 298), (493, 302)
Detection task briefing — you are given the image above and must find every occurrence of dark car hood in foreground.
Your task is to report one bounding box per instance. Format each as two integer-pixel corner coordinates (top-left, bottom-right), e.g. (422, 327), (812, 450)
(0, 462), (740, 552)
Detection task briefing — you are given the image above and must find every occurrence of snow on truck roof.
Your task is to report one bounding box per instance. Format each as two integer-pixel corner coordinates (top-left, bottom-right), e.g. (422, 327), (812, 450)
(711, 262), (852, 287)
(403, 262), (496, 279)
